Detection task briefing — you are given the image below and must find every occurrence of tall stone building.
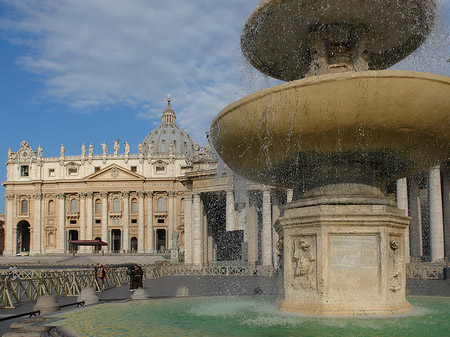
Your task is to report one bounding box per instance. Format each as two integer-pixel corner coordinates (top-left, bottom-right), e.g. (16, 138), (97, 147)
(2, 99), (285, 266)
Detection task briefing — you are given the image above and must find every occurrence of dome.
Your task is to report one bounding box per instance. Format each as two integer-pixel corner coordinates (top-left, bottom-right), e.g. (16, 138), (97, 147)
(142, 98), (195, 156)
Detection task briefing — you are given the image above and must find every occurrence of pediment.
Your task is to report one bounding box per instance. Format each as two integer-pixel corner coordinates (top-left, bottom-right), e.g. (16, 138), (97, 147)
(85, 164), (145, 181)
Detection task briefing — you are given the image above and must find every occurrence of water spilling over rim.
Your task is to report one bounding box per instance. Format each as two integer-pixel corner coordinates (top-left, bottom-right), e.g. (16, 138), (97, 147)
(210, 70), (450, 190)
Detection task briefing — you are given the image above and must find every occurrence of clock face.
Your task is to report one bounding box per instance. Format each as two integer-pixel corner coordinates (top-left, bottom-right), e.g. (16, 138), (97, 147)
(23, 152), (27, 157)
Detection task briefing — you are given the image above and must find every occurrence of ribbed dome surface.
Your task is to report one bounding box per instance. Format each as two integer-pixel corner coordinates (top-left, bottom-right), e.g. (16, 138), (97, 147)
(142, 99), (195, 156)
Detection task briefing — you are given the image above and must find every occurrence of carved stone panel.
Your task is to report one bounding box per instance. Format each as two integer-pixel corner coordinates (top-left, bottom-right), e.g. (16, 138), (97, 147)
(290, 235), (316, 291)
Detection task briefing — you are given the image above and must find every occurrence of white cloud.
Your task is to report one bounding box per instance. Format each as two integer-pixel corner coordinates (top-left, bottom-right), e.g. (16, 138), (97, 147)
(0, 0), (266, 143)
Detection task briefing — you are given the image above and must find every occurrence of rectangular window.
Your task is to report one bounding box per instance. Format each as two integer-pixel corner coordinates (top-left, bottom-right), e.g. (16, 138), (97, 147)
(95, 219), (101, 224)
(157, 219), (164, 224)
(156, 166), (165, 173)
(68, 168), (78, 175)
(131, 166), (137, 172)
(94, 167), (101, 172)
(48, 168), (55, 177)
(70, 220), (77, 225)
(131, 219), (137, 224)
(20, 165), (29, 177)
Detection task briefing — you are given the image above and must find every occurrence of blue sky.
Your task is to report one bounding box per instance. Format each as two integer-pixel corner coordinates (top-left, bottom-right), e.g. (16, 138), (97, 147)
(0, 0), (449, 213)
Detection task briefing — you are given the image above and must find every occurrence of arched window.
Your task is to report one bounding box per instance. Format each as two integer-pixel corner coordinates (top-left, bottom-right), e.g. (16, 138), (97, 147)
(113, 198), (120, 213)
(70, 199), (78, 213)
(20, 200), (28, 214)
(131, 237), (138, 253)
(157, 197), (165, 212)
(131, 198), (138, 213)
(95, 199), (101, 214)
(48, 200), (54, 214)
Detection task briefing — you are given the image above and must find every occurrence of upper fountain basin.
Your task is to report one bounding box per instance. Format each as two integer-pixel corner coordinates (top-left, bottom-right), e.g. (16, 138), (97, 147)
(242, 0), (436, 81)
(211, 70), (450, 190)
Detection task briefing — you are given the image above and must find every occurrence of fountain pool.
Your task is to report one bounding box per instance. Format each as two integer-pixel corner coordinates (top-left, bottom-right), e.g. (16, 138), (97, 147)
(51, 296), (450, 337)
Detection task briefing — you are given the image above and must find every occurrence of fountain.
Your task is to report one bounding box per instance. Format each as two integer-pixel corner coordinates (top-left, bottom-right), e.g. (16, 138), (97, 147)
(211, 0), (450, 316)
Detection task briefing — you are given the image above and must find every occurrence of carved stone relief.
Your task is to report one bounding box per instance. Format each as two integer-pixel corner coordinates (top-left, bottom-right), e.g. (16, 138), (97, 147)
(389, 237), (403, 292)
(291, 236), (316, 291)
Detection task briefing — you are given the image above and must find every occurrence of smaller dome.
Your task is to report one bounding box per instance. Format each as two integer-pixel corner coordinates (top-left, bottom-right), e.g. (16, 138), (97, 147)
(142, 98), (195, 156)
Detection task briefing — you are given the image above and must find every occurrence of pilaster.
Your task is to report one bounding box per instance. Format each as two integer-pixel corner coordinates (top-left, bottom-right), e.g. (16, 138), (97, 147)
(32, 193), (42, 255)
(168, 191), (175, 249)
(86, 192), (93, 252)
(57, 193), (65, 253)
(5, 194), (15, 256)
(122, 191), (130, 253)
(137, 191), (145, 253)
(101, 192), (108, 250)
(146, 192), (154, 253)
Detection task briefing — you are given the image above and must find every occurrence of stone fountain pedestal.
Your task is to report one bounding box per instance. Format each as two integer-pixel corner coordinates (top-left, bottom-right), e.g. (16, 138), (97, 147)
(275, 184), (412, 316)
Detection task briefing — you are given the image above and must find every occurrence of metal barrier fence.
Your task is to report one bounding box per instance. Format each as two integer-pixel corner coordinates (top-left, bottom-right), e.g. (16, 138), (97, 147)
(406, 260), (449, 280)
(0, 262), (446, 308)
(0, 265), (275, 308)
(0, 267), (129, 309)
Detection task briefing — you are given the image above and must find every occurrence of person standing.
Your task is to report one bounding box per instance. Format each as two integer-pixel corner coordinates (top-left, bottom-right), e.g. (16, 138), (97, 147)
(127, 265), (135, 291)
(97, 264), (106, 291)
(94, 263), (101, 290)
(132, 265), (143, 290)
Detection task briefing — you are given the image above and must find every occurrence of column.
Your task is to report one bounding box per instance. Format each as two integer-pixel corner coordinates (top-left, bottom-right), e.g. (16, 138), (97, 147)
(86, 192), (93, 252)
(429, 166), (445, 261)
(272, 203), (281, 269)
(146, 192), (154, 253)
(168, 191), (175, 249)
(184, 195), (193, 264)
(396, 178), (410, 262)
(192, 193), (202, 266)
(409, 177), (423, 258)
(226, 190), (235, 231)
(138, 191), (145, 253)
(287, 189), (294, 203)
(31, 193), (42, 255)
(261, 187), (272, 266)
(5, 194), (14, 256)
(122, 192), (129, 253)
(57, 193), (65, 253)
(101, 192), (108, 250)
(79, 193), (86, 252)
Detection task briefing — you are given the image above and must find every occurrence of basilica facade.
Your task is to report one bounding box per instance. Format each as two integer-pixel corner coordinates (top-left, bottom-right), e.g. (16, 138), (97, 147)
(2, 99), (285, 266)
(2, 99), (449, 265)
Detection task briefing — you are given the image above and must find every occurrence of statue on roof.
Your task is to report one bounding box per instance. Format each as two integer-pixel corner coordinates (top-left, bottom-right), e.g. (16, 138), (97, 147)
(113, 139), (120, 155)
(81, 143), (87, 156)
(60, 144), (65, 157)
(124, 141), (130, 155)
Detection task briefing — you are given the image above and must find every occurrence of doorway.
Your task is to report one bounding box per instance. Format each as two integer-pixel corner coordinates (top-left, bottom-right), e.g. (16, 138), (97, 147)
(68, 230), (79, 253)
(16, 221), (30, 254)
(111, 229), (121, 253)
(155, 229), (167, 251)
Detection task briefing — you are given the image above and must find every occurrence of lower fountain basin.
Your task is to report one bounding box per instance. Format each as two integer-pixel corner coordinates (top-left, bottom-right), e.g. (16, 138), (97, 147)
(51, 296), (450, 336)
(211, 70), (450, 190)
